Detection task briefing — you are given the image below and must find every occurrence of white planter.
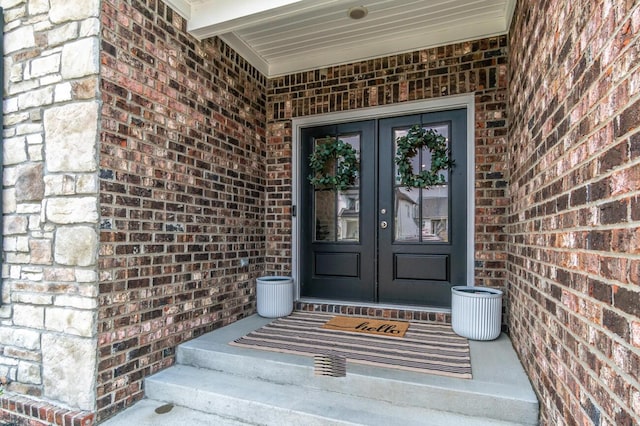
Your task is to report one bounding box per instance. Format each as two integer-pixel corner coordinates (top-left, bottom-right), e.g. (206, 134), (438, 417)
(451, 286), (503, 341)
(256, 276), (294, 318)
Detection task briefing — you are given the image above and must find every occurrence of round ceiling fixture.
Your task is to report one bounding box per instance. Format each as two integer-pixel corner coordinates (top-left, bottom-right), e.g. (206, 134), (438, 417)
(348, 6), (368, 20)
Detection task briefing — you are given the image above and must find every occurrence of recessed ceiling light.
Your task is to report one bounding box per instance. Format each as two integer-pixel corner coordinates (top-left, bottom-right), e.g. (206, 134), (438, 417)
(348, 6), (368, 20)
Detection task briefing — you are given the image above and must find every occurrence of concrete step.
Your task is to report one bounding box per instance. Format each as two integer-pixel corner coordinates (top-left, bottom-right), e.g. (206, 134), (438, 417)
(99, 398), (250, 426)
(145, 364), (525, 426)
(138, 314), (538, 425)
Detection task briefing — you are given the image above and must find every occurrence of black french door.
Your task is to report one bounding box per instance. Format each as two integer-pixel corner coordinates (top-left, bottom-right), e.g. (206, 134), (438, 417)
(300, 109), (467, 308)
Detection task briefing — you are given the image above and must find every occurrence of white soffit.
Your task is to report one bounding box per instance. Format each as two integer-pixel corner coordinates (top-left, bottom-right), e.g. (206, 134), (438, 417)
(164, 0), (516, 77)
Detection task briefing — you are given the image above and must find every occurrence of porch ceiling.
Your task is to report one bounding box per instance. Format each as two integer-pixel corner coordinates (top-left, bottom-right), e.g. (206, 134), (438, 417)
(163, 0), (516, 77)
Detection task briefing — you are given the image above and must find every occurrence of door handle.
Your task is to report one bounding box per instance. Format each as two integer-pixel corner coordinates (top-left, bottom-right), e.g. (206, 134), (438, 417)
(380, 221), (388, 229)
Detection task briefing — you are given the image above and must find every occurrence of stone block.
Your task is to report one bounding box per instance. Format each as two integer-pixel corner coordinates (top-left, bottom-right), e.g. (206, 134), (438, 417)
(13, 304), (45, 329)
(61, 37), (99, 80)
(72, 77), (98, 100)
(54, 226), (97, 266)
(4, 96), (18, 113)
(0, 365), (16, 382)
(7, 79), (39, 97)
(8, 68), (22, 88)
(3, 188), (17, 213)
(28, 144), (44, 161)
(45, 197), (98, 224)
(1, 0), (23, 10)
(15, 163), (45, 202)
(0, 356), (19, 367)
(4, 25), (35, 54)
(17, 361), (41, 384)
(33, 19), (54, 33)
(76, 174), (98, 193)
(3, 136), (27, 165)
(6, 252), (30, 263)
(3, 114), (27, 131)
(4, 216), (28, 235)
(48, 22), (78, 47)
(19, 236), (32, 251)
(5, 346), (41, 362)
(20, 267), (44, 281)
(54, 295), (97, 310)
(9, 265), (21, 279)
(80, 17), (100, 37)
(3, 166), (19, 186)
(0, 327), (40, 350)
(29, 239), (53, 264)
(12, 292), (52, 305)
(50, 0), (99, 23)
(45, 306), (94, 337)
(16, 201), (42, 214)
(54, 81), (73, 102)
(44, 174), (75, 196)
(16, 122), (44, 136)
(29, 54), (61, 79)
(75, 269), (98, 283)
(44, 102), (98, 172)
(26, 133), (43, 146)
(44, 267), (76, 282)
(29, 0), (50, 15)
(42, 333), (96, 410)
(40, 74), (63, 86)
(17, 86), (54, 109)
(3, 236), (17, 251)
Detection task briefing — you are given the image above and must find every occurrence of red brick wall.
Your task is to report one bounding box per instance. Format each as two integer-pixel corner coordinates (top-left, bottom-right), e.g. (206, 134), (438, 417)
(508, 1), (640, 424)
(0, 395), (94, 426)
(266, 37), (510, 288)
(98, 0), (266, 419)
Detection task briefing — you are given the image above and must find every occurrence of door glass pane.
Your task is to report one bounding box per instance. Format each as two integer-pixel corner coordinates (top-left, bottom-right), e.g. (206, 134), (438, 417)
(421, 186), (449, 242)
(337, 189), (359, 241)
(340, 134), (361, 186)
(312, 133), (361, 242)
(393, 124), (450, 243)
(315, 190), (335, 241)
(394, 187), (420, 242)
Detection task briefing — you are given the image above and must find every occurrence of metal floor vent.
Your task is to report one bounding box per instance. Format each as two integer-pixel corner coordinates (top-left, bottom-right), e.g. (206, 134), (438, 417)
(314, 354), (346, 377)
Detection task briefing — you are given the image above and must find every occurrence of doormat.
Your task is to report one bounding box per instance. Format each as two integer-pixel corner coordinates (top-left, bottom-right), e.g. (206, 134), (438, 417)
(322, 316), (409, 337)
(230, 311), (472, 379)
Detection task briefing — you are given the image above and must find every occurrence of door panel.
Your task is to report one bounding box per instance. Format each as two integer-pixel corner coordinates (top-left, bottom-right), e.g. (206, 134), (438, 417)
(300, 121), (376, 301)
(314, 252), (360, 277)
(394, 254), (449, 281)
(378, 109), (467, 307)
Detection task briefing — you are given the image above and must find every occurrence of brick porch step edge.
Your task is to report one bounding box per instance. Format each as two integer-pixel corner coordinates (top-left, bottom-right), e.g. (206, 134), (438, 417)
(1, 394), (95, 426)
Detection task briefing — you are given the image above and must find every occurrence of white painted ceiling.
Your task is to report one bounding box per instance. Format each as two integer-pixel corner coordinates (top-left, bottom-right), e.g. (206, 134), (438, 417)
(164, 0), (516, 77)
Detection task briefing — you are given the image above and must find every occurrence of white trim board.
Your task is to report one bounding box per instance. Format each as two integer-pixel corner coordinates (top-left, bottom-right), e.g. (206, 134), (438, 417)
(291, 94), (476, 304)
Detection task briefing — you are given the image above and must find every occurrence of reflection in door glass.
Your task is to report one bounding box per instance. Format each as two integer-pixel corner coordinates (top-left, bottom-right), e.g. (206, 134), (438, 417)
(393, 124), (450, 243)
(337, 189), (359, 241)
(314, 190), (335, 241)
(394, 187), (420, 241)
(421, 186), (449, 242)
(313, 134), (361, 242)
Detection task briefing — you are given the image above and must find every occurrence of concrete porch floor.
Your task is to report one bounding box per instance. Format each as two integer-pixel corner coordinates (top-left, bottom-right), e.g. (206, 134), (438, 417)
(101, 314), (539, 425)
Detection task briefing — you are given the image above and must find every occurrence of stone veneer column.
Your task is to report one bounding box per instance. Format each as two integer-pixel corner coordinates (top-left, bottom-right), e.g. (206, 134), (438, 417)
(1, 0), (100, 412)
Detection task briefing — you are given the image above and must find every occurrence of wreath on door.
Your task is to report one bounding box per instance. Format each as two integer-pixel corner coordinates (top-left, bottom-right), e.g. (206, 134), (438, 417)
(395, 124), (454, 189)
(308, 137), (359, 191)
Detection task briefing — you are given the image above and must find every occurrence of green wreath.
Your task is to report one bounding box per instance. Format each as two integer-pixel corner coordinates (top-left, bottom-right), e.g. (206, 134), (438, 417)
(395, 124), (454, 189)
(308, 137), (358, 191)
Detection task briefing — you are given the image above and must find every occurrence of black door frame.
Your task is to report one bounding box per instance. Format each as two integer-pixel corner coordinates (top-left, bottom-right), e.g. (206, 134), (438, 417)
(291, 95), (475, 306)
